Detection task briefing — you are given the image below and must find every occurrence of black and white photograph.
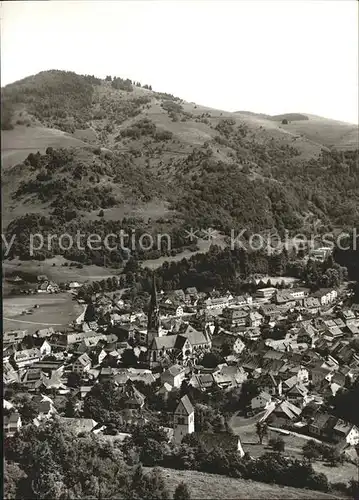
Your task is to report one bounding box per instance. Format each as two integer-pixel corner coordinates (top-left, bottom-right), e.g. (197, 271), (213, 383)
(1, 1), (359, 498)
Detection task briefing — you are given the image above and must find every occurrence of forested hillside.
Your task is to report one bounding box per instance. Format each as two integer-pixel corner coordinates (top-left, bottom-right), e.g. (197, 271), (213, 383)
(2, 70), (358, 268)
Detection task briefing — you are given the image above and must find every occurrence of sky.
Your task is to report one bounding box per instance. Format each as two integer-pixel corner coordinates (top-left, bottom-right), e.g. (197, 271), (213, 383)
(1, 0), (358, 124)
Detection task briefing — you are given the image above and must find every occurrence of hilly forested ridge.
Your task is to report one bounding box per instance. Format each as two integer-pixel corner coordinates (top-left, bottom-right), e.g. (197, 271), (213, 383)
(1, 70), (358, 268)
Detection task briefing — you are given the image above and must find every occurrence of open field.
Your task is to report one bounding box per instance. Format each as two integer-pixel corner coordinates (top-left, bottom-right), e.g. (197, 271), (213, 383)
(141, 235), (227, 269)
(313, 461), (359, 485)
(1, 125), (87, 169)
(3, 257), (119, 284)
(274, 114), (358, 150)
(3, 233), (225, 284)
(145, 467), (342, 499)
(3, 292), (83, 333)
(230, 414), (358, 485)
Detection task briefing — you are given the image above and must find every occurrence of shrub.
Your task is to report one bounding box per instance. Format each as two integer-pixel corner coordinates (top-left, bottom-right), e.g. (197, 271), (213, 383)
(269, 436), (285, 452)
(111, 77), (133, 92)
(161, 100), (183, 114)
(302, 440), (321, 462)
(174, 482), (191, 500)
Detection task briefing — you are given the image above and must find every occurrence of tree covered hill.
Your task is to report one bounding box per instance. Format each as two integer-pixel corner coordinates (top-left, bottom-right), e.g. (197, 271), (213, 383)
(1, 70), (359, 266)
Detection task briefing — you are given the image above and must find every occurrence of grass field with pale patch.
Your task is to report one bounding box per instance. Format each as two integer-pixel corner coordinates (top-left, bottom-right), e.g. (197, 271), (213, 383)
(3, 292), (84, 333)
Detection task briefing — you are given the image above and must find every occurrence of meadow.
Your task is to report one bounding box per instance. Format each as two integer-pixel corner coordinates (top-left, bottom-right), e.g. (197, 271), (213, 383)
(3, 292), (84, 333)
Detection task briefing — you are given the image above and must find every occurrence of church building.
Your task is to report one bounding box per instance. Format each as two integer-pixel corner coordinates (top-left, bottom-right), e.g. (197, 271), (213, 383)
(173, 394), (195, 444)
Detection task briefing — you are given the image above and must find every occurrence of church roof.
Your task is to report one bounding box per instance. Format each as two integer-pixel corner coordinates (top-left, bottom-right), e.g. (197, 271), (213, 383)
(176, 394), (194, 415)
(151, 335), (179, 350)
(182, 325), (209, 346)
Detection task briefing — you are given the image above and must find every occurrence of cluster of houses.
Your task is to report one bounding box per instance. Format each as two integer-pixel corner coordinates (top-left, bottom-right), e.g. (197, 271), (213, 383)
(3, 277), (359, 458)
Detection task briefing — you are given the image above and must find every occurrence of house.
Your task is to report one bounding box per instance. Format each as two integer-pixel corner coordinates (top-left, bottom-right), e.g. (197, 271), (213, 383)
(302, 297), (321, 314)
(58, 417), (98, 435)
(156, 382), (173, 401)
(330, 342), (355, 365)
(19, 368), (44, 390)
(120, 383), (145, 409)
(292, 365), (309, 384)
(256, 287), (277, 299)
(211, 330), (245, 356)
(332, 420), (359, 446)
(312, 289), (338, 306)
(4, 412), (22, 436)
(285, 383), (308, 406)
(4, 399), (14, 411)
(194, 432), (245, 457)
(260, 400), (302, 426)
(185, 287), (199, 305)
(73, 353), (92, 374)
(213, 365), (247, 389)
(90, 347), (107, 366)
(173, 395), (195, 444)
(204, 296), (230, 310)
(189, 373), (215, 390)
(251, 391), (272, 411)
(32, 359), (65, 377)
(222, 307), (248, 327)
(232, 295), (252, 307)
(275, 291), (296, 306)
(242, 354), (262, 373)
(35, 327), (56, 338)
(323, 326), (344, 343)
(41, 372), (67, 392)
(127, 369), (156, 385)
(247, 312), (263, 328)
(341, 309), (356, 322)
(346, 323), (359, 335)
(32, 394), (57, 424)
(185, 287), (198, 298)
(99, 367), (115, 381)
(259, 304), (281, 320)
(310, 247), (332, 262)
(308, 412), (337, 439)
(161, 364), (187, 388)
(37, 280), (59, 293)
(69, 281), (82, 289)
(3, 362), (19, 385)
(333, 318), (346, 328)
(289, 288), (309, 300)
(256, 373), (283, 397)
(52, 331), (106, 349)
(12, 348), (41, 368)
(297, 322), (318, 343)
(4, 330), (27, 345)
(37, 339), (52, 357)
(159, 303), (184, 317)
(310, 366), (332, 385)
(212, 332), (246, 356)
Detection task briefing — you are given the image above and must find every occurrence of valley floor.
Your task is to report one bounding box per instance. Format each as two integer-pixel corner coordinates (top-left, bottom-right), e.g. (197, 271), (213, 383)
(3, 292), (83, 333)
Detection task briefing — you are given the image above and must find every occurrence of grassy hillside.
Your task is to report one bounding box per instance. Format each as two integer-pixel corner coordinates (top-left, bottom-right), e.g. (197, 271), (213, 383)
(1, 70), (359, 267)
(145, 467), (343, 499)
(235, 111), (358, 150)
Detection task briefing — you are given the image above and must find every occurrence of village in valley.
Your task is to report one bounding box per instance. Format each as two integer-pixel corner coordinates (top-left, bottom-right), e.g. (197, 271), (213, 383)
(4, 247), (359, 494)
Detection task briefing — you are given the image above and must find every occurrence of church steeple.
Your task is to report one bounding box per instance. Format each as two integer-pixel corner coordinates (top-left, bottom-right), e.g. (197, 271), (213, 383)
(147, 274), (159, 345)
